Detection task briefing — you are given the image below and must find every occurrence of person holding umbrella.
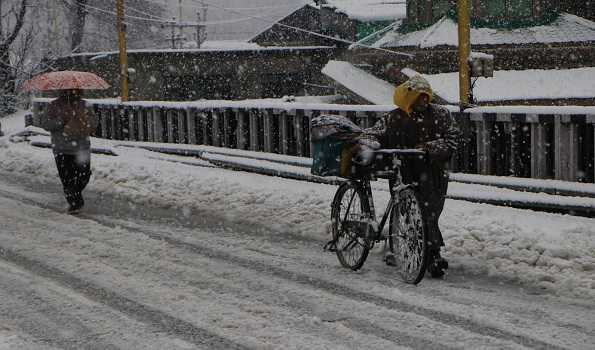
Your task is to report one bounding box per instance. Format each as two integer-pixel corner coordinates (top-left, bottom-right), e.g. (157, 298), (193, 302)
(23, 71), (109, 213)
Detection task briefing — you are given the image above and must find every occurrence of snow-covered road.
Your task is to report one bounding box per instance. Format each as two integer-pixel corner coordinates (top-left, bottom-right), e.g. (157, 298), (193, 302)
(2, 111), (595, 348)
(0, 151), (594, 349)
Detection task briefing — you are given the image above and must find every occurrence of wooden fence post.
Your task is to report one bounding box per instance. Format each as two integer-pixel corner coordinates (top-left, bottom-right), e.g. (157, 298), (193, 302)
(263, 109), (273, 153)
(249, 109), (259, 151)
(146, 108), (154, 141)
(186, 108), (197, 145)
(304, 109), (317, 158)
(137, 108), (145, 142)
(212, 109), (221, 147)
(528, 114), (553, 179)
(279, 111), (289, 155)
(473, 113), (494, 175)
(236, 109), (247, 150)
(177, 109), (186, 144)
(555, 115), (579, 181)
(153, 108), (163, 142)
(166, 110), (174, 143)
(222, 109), (231, 147)
(127, 107), (136, 141)
(100, 108), (109, 138)
(294, 109), (304, 156)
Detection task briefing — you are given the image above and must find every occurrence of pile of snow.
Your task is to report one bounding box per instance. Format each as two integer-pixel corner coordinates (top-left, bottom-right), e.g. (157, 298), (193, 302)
(402, 67), (595, 103)
(0, 110), (27, 135)
(322, 60), (396, 105)
(1, 114), (595, 300)
(377, 13), (595, 48)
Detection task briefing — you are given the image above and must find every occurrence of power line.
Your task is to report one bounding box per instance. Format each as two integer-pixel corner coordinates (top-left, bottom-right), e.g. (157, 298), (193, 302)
(65, 0), (296, 27)
(144, 1), (303, 11)
(63, 0), (171, 24)
(91, 0), (171, 21)
(196, 0), (414, 57)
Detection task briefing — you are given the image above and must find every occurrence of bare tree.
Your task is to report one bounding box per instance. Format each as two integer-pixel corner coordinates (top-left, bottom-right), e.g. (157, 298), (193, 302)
(70, 0), (88, 52)
(0, 0), (28, 114)
(62, 0), (168, 53)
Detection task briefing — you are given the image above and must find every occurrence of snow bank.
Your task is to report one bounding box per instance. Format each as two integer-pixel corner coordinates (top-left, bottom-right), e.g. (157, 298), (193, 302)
(322, 60), (396, 105)
(1, 124), (595, 300)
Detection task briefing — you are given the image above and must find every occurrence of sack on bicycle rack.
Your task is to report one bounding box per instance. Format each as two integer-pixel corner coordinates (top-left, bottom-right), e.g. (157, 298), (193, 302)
(310, 114), (362, 178)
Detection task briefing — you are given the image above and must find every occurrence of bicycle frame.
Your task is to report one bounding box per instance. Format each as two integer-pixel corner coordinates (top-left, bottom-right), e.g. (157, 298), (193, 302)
(357, 161), (419, 243)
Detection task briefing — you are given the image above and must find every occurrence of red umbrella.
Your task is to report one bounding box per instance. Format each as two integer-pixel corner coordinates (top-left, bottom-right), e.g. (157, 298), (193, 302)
(22, 70), (110, 91)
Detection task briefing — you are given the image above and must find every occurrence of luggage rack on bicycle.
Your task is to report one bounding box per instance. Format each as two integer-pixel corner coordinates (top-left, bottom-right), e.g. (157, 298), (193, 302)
(328, 148), (430, 285)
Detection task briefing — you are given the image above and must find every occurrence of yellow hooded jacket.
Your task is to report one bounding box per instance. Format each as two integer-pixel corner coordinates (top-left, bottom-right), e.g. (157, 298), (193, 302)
(393, 75), (434, 115)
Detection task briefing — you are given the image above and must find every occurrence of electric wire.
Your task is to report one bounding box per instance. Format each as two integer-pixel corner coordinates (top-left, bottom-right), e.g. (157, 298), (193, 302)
(192, 0), (414, 57)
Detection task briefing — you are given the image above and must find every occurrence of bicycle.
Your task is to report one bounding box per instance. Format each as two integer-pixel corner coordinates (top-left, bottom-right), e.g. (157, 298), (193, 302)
(329, 148), (429, 284)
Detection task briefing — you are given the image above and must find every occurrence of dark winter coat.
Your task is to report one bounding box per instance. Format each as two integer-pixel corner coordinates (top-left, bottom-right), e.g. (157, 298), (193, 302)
(42, 96), (97, 155)
(363, 104), (460, 248)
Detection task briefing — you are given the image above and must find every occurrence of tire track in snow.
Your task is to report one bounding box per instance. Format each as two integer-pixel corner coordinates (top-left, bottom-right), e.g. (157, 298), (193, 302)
(0, 245), (251, 350)
(0, 188), (252, 349)
(0, 188), (571, 350)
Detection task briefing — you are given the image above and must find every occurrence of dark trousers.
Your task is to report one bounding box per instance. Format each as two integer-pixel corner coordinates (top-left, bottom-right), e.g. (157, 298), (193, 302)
(54, 153), (91, 208)
(390, 159), (448, 251)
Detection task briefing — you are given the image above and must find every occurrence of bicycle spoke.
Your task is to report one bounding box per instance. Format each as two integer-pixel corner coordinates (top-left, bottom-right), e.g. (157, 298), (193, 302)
(331, 182), (371, 271)
(390, 189), (427, 284)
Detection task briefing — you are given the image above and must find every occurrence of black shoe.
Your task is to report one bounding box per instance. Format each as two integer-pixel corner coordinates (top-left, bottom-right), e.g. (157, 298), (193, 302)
(384, 252), (396, 266)
(427, 251), (448, 278)
(67, 205), (82, 214)
(67, 193), (84, 214)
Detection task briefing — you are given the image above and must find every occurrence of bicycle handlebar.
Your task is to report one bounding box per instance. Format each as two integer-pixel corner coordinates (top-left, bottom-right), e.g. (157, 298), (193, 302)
(373, 148), (427, 157)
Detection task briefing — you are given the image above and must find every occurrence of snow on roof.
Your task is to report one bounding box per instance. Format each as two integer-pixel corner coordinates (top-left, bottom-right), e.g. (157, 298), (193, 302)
(322, 60), (395, 105)
(192, 41), (261, 50)
(321, 0), (407, 22)
(68, 45), (334, 58)
(376, 13), (595, 48)
(402, 67), (595, 104)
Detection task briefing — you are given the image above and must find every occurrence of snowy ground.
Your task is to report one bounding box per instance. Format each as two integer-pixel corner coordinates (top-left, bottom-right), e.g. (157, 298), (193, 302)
(1, 111), (595, 348)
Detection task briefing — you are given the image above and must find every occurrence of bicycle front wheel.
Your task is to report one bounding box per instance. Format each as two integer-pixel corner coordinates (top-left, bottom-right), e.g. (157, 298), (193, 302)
(331, 181), (371, 271)
(389, 188), (428, 284)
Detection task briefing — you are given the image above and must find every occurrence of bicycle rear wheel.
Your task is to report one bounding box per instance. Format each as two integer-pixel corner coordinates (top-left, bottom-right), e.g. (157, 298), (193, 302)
(389, 188), (428, 284)
(331, 182), (371, 271)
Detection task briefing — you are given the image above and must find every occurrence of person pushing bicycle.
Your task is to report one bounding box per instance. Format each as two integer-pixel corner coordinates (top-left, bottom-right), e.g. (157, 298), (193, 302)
(359, 75), (460, 278)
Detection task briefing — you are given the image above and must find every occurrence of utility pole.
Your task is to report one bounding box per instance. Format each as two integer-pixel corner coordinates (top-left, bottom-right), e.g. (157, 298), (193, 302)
(116, 0), (129, 102)
(196, 1), (207, 48)
(457, 0), (471, 109)
(178, 0), (183, 47)
(0, 0), (3, 41)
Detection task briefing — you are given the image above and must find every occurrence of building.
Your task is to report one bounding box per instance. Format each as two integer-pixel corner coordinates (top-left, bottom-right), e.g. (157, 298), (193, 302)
(329, 0), (595, 106)
(51, 45), (336, 101)
(250, 1), (407, 47)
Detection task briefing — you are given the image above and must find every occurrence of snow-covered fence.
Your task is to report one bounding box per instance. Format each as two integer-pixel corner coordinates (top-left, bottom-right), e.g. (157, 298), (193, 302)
(466, 107), (595, 182)
(30, 99), (595, 183)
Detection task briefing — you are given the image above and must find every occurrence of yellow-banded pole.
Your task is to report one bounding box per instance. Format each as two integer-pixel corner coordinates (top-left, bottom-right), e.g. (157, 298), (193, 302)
(457, 0), (471, 109)
(116, 0), (129, 102)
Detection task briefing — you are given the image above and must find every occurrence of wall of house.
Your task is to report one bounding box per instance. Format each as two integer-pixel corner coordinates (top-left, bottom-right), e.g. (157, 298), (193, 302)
(559, 0), (595, 21)
(250, 6), (339, 47)
(343, 42), (595, 105)
(406, 0), (560, 30)
(53, 48), (337, 101)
